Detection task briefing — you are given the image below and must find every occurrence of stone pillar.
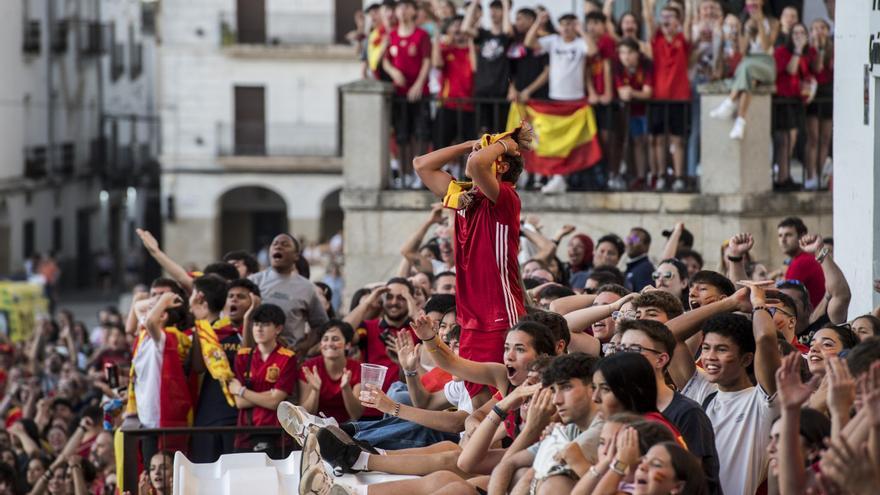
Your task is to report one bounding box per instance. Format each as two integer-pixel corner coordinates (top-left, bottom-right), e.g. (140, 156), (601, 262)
(340, 80), (393, 190)
(834, 2), (880, 313)
(699, 83), (773, 195)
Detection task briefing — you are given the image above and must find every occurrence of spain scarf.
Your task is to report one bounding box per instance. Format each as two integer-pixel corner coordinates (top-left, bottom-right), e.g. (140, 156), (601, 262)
(442, 123), (534, 210)
(194, 318), (237, 407)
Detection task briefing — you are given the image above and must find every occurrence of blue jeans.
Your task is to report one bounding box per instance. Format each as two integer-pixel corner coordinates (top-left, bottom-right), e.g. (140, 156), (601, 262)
(351, 416), (459, 450)
(386, 381), (412, 406)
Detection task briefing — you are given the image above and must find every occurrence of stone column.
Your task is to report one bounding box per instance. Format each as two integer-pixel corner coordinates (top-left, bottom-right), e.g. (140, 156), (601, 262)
(699, 83), (774, 195)
(340, 80), (393, 190)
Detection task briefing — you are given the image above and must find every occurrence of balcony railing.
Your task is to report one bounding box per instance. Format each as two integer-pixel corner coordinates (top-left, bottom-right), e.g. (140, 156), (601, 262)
(218, 10), (335, 46)
(216, 122), (338, 157)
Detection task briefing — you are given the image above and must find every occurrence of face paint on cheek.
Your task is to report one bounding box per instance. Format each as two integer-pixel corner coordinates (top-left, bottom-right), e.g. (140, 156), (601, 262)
(652, 472), (669, 483)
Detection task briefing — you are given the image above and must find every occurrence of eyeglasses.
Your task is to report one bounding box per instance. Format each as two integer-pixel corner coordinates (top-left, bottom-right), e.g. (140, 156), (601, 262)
(626, 235), (641, 244)
(611, 310), (637, 321)
(652, 271), (674, 281)
(766, 306), (794, 318)
(617, 343), (664, 355)
(584, 287), (598, 295)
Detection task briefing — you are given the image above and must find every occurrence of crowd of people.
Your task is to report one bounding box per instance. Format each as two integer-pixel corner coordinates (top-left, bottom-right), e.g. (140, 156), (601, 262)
(0, 121), (876, 495)
(347, 0), (835, 193)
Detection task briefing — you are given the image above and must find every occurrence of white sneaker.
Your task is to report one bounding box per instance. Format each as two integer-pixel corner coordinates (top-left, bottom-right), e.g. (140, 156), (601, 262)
(300, 464), (334, 495)
(710, 98), (737, 119)
(671, 178), (686, 192)
(541, 175), (568, 194)
(655, 177), (667, 191)
(729, 117), (746, 140)
(408, 174), (423, 190)
(277, 401), (338, 447)
(803, 176), (819, 191)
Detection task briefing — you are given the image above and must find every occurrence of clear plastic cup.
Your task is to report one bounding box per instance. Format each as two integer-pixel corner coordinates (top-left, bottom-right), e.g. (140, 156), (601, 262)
(360, 363), (388, 401)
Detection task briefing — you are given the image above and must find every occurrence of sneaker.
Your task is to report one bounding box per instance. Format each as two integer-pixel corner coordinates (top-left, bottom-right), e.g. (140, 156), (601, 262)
(541, 174), (568, 194)
(729, 117), (746, 140)
(317, 426), (366, 474)
(277, 402), (338, 447)
(671, 178), (686, 192)
(710, 97), (737, 119)
(803, 176), (819, 191)
(408, 174), (423, 190)
(330, 485), (356, 495)
(300, 433), (323, 478)
(820, 157), (833, 189)
(655, 176), (667, 191)
(299, 464), (333, 495)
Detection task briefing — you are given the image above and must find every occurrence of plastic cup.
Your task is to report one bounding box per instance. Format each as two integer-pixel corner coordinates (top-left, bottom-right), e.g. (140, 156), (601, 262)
(360, 363), (388, 401)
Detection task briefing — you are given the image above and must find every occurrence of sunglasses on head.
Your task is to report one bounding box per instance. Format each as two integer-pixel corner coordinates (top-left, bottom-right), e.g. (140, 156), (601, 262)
(652, 271), (674, 281)
(776, 279), (803, 288)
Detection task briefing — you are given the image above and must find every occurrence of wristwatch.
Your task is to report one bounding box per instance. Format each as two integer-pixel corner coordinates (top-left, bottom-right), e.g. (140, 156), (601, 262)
(610, 458), (629, 476)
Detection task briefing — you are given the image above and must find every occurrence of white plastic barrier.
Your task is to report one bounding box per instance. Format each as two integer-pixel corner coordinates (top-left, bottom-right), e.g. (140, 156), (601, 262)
(172, 451), (416, 495)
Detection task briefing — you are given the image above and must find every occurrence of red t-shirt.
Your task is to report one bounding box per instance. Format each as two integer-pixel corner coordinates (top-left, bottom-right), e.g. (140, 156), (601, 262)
(234, 345), (297, 427)
(775, 45), (814, 99)
(359, 319), (415, 391)
(588, 34), (617, 97)
(809, 48), (833, 86)
(785, 251), (826, 309)
(440, 44), (474, 111)
(421, 367), (453, 393)
(387, 27), (431, 96)
(651, 31), (691, 101)
(454, 182), (525, 333)
(299, 356), (362, 424)
(614, 61), (654, 116)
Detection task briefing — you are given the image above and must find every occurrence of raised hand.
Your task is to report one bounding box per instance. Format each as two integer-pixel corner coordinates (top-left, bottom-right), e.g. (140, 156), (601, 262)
(523, 387), (556, 433)
(775, 352), (819, 410)
(554, 225), (576, 239)
(860, 361), (880, 427)
(303, 366), (322, 392)
(244, 294), (261, 322)
(826, 356), (856, 416)
(726, 286), (754, 313)
(726, 233), (754, 258)
(409, 314), (437, 341)
(135, 228), (160, 254)
(799, 234), (824, 254)
(340, 368), (352, 389)
(820, 435), (880, 494)
(615, 426), (640, 467)
(396, 331), (420, 373)
(428, 203), (446, 225)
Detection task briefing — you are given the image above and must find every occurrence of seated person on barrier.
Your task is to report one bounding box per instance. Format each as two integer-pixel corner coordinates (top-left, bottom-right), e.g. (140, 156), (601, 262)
(228, 303), (297, 457)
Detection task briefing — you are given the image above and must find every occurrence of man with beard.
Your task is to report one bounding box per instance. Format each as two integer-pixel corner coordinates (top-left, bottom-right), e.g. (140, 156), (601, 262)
(624, 227), (654, 292)
(776, 217), (825, 308)
(344, 278), (417, 393)
(89, 431), (115, 488)
(248, 233), (328, 345)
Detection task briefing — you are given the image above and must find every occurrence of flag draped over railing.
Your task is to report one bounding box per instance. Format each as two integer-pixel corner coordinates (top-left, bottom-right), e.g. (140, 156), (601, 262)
(506, 99), (603, 176)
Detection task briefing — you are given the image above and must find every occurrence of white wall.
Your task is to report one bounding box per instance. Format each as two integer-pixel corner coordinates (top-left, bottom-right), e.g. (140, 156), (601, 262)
(833, 2), (879, 314)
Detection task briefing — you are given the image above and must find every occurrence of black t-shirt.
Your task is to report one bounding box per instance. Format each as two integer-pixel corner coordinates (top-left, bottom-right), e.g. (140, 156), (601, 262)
(193, 332), (242, 426)
(474, 29), (511, 97)
(508, 41), (549, 98)
(663, 392), (724, 495)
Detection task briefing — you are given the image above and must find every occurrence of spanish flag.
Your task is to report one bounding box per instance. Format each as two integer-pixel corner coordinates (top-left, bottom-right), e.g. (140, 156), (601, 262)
(506, 99), (603, 176)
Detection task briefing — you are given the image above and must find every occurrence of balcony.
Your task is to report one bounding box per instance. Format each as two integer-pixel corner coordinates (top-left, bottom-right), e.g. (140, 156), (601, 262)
(111, 43), (125, 81)
(24, 146), (48, 179)
(215, 122), (340, 171)
(219, 10), (334, 47)
(56, 142), (74, 176)
(130, 42), (143, 79)
(77, 21), (108, 56)
(51, 20), (69, 54)
(23, 20), (40, 55)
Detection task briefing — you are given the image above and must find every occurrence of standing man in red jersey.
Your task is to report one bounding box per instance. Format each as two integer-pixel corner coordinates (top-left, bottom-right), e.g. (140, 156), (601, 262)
(414, 126), (532, 403)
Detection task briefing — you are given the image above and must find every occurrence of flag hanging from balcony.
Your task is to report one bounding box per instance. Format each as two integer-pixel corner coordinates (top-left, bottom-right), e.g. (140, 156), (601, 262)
(505, 99), (603, 176)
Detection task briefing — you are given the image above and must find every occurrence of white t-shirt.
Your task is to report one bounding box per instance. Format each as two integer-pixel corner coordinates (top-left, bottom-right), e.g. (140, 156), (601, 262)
(682, 371), (779, 495)
(132, 332), (165, 428)
(443, 380), (473, 414)
(537, 34), (588, 100)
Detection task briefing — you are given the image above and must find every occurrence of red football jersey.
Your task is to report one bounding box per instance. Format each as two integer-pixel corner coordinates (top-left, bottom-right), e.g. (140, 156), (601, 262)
(614, 61), (654, 116)
(588, 34), (617, 96)
(454, 182), (525, 332)
(387, 27), (431, 97)
(651, 31), (691, 101)
(299, 356), (362, 424)
(440, 44), (474, 111)
(234, 344), (297, 427)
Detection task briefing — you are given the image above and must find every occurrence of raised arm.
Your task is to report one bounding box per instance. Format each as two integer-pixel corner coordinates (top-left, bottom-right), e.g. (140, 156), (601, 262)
(548, 293), (598, 316)
(724, 233), (753, 283)
(432, 29), (444, 69)
(575, 20), (598, 57)
(343, 287), (387, 329)
(748, 282), (782, 395)
(398, 332), (450, 410)
(524, 11), (547, 50)
(411, 315), (509, 392)
(800, 235), (851, 325)
(661, 222), (685, 260)
(501, 0), (513, 36)
(775, 352), (818, 495)
(465, 136), (518, 203)
(462, 0), (479, 38)
(521, 224), (558, 263)
(644, 0), (657, 40)
(414, 141), (473, 197)
(400, 204), (446, 274)
(136, 229), (194, 293)
(145, 292), (180, 343)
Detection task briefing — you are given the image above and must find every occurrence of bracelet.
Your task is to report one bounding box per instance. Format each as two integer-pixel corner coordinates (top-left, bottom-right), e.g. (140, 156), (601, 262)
(391, 402), (401, 417)
(726, 255), (743, 262)
(403, 369), (419, 378)
(588, 466), (602, 477)
(492, 405), (507, 419)
(752, 306), (771, 317)
(238, 387), (246, 398)
(610, 458), (629, 476)
(497, 140), (508, 154)
(816, 247), (829, 264)
(418, 333), (438, 344)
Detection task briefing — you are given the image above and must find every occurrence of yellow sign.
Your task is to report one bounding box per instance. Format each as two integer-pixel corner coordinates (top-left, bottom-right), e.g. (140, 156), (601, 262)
(0, 282), (49, 342)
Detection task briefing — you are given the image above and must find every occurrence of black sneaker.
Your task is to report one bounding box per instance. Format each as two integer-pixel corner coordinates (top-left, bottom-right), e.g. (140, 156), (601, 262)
(317, 427), (364, 474)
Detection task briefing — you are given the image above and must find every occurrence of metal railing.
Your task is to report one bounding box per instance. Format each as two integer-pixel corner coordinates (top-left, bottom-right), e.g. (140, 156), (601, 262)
(120, 425), (292, 493)
(216, 122), (339, 157)
(218, 10), (335, 46)
(771, 95), (833, 189)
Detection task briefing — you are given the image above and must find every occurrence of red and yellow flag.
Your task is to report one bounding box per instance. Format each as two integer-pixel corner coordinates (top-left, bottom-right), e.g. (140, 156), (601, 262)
(506, 99), (603, 175)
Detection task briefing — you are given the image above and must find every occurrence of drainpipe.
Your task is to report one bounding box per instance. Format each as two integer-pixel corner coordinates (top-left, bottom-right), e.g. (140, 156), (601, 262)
(46, 0), (56, 180)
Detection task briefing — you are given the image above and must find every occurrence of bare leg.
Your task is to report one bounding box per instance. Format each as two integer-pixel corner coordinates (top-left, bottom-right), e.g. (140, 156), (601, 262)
(670, 136), (685, 179)
(510, 468), (535, 495)
(385, 441), (460, 456)
(633, 135), (647, 179)
(368, 471), (468, 495)
(805, 116), (819, 180)
(428, 481), (478, 495)
(466, 475), (490, 492)
(368, 448), (463, 476)
(818, 118), (833, 174)
(536, 474), (577, 495)
(651, 134), (666, 177)
(774, 130), (791, 183)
